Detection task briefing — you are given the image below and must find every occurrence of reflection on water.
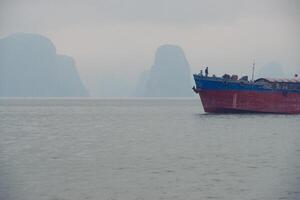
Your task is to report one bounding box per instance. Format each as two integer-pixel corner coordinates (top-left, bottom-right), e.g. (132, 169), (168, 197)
(0, 98), (300, 200)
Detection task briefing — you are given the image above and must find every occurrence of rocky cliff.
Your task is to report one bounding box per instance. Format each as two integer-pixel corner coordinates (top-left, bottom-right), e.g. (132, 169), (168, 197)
(256, 62), (285, 78)
(136, 44), (193, 97)
(0, 33), (88, 97)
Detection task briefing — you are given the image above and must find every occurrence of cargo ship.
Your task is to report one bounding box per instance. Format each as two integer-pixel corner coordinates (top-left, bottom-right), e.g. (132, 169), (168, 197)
(193, 70), (300, 114)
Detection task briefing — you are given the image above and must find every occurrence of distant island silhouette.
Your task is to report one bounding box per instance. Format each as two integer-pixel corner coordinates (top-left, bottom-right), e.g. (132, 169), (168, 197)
(256, 62), (285, 78)
(0, 33), (88, 97)
(136, 44), (193, 97)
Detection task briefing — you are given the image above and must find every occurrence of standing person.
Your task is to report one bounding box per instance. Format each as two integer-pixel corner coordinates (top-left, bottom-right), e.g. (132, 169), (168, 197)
(199, 70), (203, 76)
(205, 67), (208, 77)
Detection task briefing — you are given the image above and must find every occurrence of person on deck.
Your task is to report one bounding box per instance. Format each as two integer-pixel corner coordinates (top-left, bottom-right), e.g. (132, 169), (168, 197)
(199, 70), (203, 76)
(205, 67), (208, 77)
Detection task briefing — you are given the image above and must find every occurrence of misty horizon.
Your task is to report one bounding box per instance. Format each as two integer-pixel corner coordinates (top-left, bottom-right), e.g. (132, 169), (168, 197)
(1, 2), (300, 200)
(1, 0), (300, 97)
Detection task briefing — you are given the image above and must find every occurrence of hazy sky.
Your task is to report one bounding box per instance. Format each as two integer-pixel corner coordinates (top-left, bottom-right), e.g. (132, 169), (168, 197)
(1, 0), (299, 96)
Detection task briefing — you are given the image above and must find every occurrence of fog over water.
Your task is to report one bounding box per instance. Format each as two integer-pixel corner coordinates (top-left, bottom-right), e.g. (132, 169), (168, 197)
(1, 0), (299, 96)
(1, 99), (300, 200)
(1, 1), (300, 199)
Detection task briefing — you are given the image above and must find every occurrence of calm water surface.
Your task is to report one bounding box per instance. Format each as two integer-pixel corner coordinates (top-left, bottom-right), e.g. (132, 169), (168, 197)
(0, 99), (300, 200)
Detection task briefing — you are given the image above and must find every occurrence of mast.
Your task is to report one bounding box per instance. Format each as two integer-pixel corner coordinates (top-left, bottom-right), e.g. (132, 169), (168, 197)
(251, 59), (255, 82)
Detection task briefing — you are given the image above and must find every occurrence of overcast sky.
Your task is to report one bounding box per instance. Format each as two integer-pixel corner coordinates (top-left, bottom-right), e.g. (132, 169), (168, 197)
(1, 0), (299, 95)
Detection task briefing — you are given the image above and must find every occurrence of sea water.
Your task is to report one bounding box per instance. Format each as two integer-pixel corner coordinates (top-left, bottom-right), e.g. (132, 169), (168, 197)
(0, 98), (299, 200)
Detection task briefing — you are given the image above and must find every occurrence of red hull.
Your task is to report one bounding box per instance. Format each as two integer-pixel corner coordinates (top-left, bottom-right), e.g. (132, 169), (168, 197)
(198, 90), (300, 114)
